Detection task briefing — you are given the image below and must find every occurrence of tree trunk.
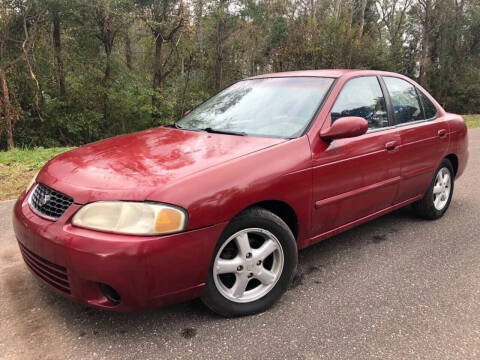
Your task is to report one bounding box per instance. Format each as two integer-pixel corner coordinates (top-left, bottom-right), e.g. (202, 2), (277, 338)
(102, 39), (112, 85)
(125, 30), (133, 71)
(179, 56), (192, 117)
(335, 0), (342, 19)
(52, 12), (66, 98)
(419, 0), (433, 85)
(99, 10), (113, 122)
(0, 68), (14, 150)
(357, 0), (368, 41)
(214, 18), (225, 91)
(153, 35), (163, 91)
(195, 0), (204, 50)
(103, 50), (110, 122)
(104, 50), (111, 84)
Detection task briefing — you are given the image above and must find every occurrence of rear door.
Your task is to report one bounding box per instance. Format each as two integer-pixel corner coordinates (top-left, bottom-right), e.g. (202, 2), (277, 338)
(381, 76), (450, 203)
(310, 76), (402, 238)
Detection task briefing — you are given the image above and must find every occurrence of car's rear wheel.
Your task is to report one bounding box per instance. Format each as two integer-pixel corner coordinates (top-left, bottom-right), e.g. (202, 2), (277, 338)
(412, 158), (454, 219)
(201, 208), (297, 317)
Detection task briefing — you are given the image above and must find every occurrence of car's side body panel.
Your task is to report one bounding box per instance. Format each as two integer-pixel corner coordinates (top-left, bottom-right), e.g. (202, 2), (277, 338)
(446, 113), (469, 178)
(303, 70), (468, 247)
(308, 125), (402, 239)
(393, 117), (450, 203)
(377, 75), (451, 204)
(146, 136), (314, 242)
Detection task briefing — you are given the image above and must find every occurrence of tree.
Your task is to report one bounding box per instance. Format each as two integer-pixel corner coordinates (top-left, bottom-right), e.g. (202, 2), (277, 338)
(45, 0), (67, 98)
(91, 0), (133, 121)
(0, 0), (43, 149)
(1, 0), (480, 150)
(138, 0), (186, 94)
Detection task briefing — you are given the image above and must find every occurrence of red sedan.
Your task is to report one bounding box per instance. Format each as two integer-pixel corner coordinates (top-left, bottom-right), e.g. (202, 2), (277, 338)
(13, 70), (468, 317)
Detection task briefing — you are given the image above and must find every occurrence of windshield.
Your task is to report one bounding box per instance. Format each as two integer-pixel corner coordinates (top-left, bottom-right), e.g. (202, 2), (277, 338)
(176, 77), (334, 138)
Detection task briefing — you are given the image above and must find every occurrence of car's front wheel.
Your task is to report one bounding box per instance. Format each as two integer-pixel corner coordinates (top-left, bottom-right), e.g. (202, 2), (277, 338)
(201, 208), (297, 317)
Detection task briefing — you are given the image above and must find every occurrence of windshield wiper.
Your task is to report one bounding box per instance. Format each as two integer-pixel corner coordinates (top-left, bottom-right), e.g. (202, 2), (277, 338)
(201, 127), (247, 136)
(166, 123), (247, 136)
(165, 122), (185, 129)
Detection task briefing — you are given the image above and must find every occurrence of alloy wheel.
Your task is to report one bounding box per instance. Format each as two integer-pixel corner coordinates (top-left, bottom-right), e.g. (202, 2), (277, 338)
(212, 228), (284, 303)
(433, 167), (452, 211)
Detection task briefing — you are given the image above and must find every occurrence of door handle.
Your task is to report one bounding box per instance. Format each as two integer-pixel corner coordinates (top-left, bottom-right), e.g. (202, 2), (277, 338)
(438, 129), (448, 138)
(385, 141), (398, 151)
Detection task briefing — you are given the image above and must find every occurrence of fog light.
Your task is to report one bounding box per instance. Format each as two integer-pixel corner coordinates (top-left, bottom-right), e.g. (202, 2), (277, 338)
(99, 283), (121, 304)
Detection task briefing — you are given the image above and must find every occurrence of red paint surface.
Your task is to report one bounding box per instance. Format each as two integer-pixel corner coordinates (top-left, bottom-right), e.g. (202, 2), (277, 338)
(320, 116), (368, 141)
(13, 70), (468, 311)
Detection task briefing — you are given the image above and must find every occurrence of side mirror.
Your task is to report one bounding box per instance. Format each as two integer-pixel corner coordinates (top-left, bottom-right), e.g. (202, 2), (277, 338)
(320, 116), (368, 141)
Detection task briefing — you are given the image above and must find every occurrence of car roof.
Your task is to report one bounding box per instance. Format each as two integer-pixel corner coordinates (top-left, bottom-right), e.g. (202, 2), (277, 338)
(246, 69), (402, 80)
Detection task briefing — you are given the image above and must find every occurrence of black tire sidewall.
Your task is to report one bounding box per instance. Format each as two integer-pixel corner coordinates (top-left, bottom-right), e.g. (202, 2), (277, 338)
(201, 208), (298, 317)
(422, 159), (455, 219)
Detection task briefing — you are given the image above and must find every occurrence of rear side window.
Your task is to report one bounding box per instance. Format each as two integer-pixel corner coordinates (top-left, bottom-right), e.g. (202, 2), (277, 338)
(331, 76), (388, 129)
(383, 77), (423, 124)
(418, 90), (437, 119)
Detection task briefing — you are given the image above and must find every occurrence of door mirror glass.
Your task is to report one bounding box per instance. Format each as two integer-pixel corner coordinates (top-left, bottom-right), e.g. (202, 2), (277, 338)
(320, 116), (368, 141)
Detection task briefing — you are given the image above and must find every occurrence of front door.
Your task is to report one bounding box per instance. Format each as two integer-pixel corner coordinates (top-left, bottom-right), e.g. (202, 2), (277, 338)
(309, 76), (401, 239)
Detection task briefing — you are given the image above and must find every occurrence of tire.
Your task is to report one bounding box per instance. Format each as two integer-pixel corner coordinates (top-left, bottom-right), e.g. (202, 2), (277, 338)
(201, 207), (297, 317)
(412, 158), (454, 220)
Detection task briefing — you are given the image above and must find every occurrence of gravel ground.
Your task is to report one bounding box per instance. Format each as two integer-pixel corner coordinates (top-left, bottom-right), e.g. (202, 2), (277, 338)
(1, 129), (479, 360)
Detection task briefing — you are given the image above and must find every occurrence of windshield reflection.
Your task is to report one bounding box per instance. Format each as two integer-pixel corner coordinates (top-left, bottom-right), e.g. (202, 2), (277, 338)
(177, 77), (334, 138)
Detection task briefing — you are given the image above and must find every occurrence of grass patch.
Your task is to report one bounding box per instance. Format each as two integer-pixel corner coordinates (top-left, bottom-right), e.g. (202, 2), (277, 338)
(0, 147), (73, 201)
(464, 114), (480, 128)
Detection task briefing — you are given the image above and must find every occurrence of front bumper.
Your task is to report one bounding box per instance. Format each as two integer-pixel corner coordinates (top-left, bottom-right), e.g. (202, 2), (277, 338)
(13, 190), (226, 311)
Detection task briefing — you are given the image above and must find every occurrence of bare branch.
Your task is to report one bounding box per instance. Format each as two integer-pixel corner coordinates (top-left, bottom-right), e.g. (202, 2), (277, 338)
(22, 13), (44, 122)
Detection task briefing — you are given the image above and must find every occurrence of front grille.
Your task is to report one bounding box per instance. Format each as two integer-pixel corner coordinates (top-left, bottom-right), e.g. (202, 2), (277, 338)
(28, 183), (73, 220)
(18, 242), (71, 294)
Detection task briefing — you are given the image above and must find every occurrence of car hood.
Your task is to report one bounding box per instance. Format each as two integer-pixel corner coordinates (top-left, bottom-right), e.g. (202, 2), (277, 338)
(37, 127), (285, 204)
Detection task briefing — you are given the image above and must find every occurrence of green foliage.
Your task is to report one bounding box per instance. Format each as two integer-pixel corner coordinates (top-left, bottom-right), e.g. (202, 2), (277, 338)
(1, 0), (479, 150)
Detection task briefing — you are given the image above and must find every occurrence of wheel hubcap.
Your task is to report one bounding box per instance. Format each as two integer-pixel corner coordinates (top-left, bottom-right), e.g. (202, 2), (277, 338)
(213, 228), (284, 303)
(433, 167), (451, 211)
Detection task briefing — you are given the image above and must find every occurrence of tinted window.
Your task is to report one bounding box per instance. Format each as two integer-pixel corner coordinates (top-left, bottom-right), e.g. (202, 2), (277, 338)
(383, 77), (423, 124)
(418, 90), (437, 119)
(177, 77), (334, 138)
(331, 76), (388, 129)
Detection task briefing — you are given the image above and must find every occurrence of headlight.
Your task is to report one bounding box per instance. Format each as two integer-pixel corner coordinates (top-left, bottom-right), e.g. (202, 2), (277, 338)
(72, 202), (187, 235)
(26, 171), (39, 192)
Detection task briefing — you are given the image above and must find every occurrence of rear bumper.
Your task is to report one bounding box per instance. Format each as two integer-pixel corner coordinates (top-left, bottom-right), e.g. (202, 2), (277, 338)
(13, 190), (226, 311)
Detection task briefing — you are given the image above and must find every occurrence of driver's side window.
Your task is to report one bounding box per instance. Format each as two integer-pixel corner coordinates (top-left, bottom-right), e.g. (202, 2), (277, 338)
(331, 76), (389, 130)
